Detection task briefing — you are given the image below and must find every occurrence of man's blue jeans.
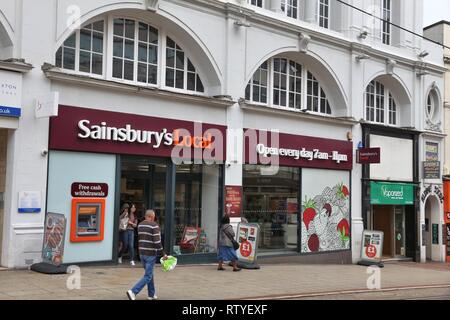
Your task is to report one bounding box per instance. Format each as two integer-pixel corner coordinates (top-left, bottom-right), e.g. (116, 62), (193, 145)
(131, 255), (157, 297)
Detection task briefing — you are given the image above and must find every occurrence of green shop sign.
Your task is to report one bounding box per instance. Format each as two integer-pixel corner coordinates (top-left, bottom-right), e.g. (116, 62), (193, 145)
(370, 182), (414, 205)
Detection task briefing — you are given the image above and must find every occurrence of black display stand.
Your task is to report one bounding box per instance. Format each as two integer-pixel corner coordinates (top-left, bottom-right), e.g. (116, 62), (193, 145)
(357, 260), (384, 268)
(30, 262), (68, 274)
(228, 261), (261, 269)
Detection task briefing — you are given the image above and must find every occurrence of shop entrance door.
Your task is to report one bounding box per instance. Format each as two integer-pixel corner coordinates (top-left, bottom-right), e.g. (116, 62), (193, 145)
(373, 205), (393, 257)
(394, 206), (406, 257)
(120, 156), (167, 260)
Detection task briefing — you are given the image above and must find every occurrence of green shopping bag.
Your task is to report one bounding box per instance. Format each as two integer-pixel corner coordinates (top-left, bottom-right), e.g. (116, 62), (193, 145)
(160, 256), (177, 272)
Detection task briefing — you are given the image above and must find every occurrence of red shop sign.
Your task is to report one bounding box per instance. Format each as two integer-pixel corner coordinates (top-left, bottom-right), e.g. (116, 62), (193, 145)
(71, 182), (108, 198)
(243, 129), (353, 170)
(50, 105), (227, 161)
(356, 148), (381, 164)
(225, 186), (243, 218)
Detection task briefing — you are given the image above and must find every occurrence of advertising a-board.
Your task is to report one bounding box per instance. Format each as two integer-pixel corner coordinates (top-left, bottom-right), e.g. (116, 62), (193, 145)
(42, 212), (67, 266)
(236, 223), (260, 264)
(360, 230), (384, 262)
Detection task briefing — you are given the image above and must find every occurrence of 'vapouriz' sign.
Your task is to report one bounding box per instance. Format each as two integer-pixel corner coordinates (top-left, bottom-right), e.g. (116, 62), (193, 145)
(370, 182), (414, 205)
(244, 129), (353, 170)
(49, 106), (226, 161)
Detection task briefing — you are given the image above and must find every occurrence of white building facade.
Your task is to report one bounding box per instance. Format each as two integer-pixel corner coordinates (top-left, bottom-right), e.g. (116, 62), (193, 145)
(0, 0), (446, 268)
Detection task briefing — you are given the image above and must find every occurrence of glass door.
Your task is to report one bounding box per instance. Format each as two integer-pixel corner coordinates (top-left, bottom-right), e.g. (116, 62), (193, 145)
(120, 156), (167, 261)
(394, 206), (406, 257)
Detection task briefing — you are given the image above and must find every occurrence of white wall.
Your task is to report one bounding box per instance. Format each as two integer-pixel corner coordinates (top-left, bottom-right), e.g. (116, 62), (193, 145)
(370, 134), (413, 182)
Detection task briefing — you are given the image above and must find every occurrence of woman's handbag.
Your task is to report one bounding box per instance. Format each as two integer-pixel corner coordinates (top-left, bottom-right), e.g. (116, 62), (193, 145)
(119, 214), (129, 231)
(224, 226), (240, 251)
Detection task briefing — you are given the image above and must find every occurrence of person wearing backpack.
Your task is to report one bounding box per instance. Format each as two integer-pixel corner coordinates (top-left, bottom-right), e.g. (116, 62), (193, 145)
(217, 215), (241, 272)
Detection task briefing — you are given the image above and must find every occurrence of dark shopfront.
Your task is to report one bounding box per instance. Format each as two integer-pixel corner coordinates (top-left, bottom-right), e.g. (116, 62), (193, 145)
(47, 105), (226, 265)
(360, 123), (420, 261)
(242, 129), (354, 263)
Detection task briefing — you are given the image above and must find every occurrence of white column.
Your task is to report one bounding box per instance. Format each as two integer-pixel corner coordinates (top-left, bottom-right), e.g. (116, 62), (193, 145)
(270, 0), (282, 13)
(305, 0), (317, 24)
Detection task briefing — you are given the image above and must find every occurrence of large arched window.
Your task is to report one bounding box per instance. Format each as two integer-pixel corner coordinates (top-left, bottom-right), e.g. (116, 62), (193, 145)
(365, 80), (398, 125)
(56, 17), (204, 94)
(245, 58), (332, 115)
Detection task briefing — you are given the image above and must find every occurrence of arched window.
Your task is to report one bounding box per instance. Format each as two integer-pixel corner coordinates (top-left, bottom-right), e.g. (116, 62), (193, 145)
(55, 17), (204, 94)
(365, 80), (398, 125)
(165, 37), (204, 92)
(245, 58), (332, 115)
(56, 20), (105, 74)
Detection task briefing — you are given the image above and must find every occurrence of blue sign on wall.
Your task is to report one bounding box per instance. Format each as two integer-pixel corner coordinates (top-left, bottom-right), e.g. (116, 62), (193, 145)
(0, 106), (21, 118)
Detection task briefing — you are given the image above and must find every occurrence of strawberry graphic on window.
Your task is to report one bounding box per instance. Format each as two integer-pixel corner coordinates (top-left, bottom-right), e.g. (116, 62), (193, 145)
(337, 219), (350, 244)
(302, 197), (317, 230)
(336, 183), (350, 200)
(308, 234), (320, 252)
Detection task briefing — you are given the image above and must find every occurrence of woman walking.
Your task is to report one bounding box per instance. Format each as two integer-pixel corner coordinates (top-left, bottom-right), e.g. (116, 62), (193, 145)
(217, 215), (241, 272)
(124, 203), (138, 266)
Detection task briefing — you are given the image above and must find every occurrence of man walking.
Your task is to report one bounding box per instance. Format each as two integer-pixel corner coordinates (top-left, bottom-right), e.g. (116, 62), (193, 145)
(127, 210), (167, 300)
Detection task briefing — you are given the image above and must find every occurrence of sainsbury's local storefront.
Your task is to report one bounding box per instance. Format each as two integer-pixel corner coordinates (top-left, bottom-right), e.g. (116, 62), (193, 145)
(239, 128), (353, 263)
(47, 105), (227, 264)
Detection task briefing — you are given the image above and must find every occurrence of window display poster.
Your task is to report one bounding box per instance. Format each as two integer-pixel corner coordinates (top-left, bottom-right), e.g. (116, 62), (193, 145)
(360, 230), (384, 262)
(236, 223), (259, 263)
(180, 227), (201, 249)
(301, 169), (350, 253)
(446, 224), (450, 261)
(18, 191), (41, 213)
(42, 212), (67, 266)
(225, 186), (242, 218)
(425, 142), (439, 161)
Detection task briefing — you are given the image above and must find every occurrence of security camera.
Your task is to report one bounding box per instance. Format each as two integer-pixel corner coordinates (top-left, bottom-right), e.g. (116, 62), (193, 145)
(358, 30), (369, 39)
(418, 50), (429, 58)
(41, 149), (48, 156)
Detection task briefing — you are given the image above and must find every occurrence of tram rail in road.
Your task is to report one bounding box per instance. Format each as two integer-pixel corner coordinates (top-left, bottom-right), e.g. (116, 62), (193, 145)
(237, 284), (450, 300)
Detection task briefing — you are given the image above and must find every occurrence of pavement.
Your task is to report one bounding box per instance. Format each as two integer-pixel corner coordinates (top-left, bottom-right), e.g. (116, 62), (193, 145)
(0, 261), (448, 300)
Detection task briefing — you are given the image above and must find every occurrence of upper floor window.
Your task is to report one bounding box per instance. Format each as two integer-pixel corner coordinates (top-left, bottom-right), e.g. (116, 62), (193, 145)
(245, 58), (332, 115)
(56, 17), (204, 94)
(318, 0), (330, 29)
(249, 0), (263, 7)
(56, 21), (105, 74)
(166, 37), (204, 92)
(281, 0), (300, 19)
(365, 80), (397, 125)
(382, 0), (391, 45)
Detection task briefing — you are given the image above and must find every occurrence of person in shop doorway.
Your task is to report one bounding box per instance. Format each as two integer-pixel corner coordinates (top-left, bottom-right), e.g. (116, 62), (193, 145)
(217, 215), (241, 272)
(123, 203), (138, 266)
(118, 203), (129, 264)
(127, 210), (168, 300)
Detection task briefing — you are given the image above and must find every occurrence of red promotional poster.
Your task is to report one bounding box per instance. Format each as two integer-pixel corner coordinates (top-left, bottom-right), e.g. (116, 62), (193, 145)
(240, 240), (253, 258)
(225, 186), (242, 218)
(180, 227), (201, 250)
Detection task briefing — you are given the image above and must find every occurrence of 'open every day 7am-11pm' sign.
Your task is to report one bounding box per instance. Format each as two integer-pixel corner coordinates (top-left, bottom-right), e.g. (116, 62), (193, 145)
(370, 182), (414, 205)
